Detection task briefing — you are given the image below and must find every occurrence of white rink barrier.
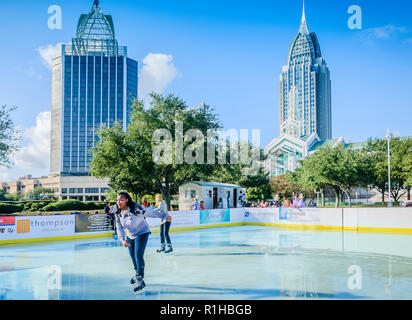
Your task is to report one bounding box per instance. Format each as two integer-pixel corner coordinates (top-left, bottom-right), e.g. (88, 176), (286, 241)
(1, 207), (412, 244)
(149, 207), (412, 233)
(343, 208), (412, 232)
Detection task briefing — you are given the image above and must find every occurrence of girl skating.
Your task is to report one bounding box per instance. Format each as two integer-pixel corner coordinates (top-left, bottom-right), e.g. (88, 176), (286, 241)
(114, 192), (171, 294)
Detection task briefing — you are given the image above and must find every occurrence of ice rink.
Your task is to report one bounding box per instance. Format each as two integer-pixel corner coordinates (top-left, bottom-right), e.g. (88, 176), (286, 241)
(1, 225), (412, 300)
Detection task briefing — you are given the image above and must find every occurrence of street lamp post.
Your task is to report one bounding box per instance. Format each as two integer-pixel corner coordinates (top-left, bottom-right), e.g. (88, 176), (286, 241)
(314, 189), (319, 207)
(366, 189), (368, 205)
(386, 129), (392, 208)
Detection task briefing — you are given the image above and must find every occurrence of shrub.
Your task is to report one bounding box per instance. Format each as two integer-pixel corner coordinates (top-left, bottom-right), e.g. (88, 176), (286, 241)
(23, 200), (106, 213)
(42, 204), (58, 212)
(24, 202), (33, 211)
(0, 203), (24, 214)
(37, 202), (49, 211)
(28, 201), (50, 212)
(79, 202), (105, 211)
(42, 200), (83, 212)
(41, 200), (105, 212)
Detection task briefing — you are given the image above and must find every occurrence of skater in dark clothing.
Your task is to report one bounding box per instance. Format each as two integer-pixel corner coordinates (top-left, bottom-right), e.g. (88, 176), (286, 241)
(155, 194), (173, 254)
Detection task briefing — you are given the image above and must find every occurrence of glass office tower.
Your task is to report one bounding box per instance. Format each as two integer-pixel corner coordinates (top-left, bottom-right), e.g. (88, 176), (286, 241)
(51, 0), (137, 176)
(278, 2), (332, 141)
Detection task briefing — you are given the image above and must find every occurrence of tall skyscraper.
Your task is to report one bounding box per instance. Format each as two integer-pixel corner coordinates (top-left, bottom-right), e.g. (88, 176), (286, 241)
(51, 0), (138, 177)
(279, 1), (331, 141)
(265, 2), (332, 177)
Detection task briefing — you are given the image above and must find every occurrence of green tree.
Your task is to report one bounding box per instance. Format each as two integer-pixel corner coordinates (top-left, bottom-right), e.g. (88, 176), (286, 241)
(291, 145), (371, 207)
(4, 192), (25, 201)
(403, 139), (412, 200)
(366, 138), (390, 204)
(367, 137), (411, 203)
(0, 105), (21, 167)
(91, 93), (222, 210)
(288, 164), (330, 206)
(90, 124), (154, 202)
(213, 166), (272, 201)
(27, 186), (54, 197)
(269, 174), (307, 201)
(245, 184), (273, 202)
(389, 137), (411, 202)
(104, 189), (119, 202)
(319, 145), (371, 206)
(0, 190), (7, 201)
(209, 143), (270, 201)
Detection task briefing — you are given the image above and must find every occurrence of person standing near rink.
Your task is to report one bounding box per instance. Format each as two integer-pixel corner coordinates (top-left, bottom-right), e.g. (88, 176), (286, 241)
(155, 194), (173, 254)
(191, 198), (200, 210)
(293, 195), (306, 208)
(199, 201), (206, 210)
(115, 192), (171, 294)
(110, 202), (118, 238)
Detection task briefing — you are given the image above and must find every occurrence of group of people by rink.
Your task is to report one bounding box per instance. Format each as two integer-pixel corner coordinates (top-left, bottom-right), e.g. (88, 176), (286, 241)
(106, 192), (173, 294)
(245, 195), (317, 209)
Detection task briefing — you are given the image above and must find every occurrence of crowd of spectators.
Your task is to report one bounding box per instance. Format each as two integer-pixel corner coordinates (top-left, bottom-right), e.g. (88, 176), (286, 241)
(243, 195), (317, 209)
(100, 195), (318, 215)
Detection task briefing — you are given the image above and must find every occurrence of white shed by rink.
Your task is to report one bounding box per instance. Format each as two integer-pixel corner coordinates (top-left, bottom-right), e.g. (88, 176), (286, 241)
(178, 181), (246, 211)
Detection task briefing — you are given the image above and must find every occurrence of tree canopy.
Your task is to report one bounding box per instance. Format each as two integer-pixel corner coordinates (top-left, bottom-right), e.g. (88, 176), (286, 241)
(90, 93), (271, 207)
(91, 94), (224, 209)
(291, 138), (412, 206)
(0, 105), (21, 167)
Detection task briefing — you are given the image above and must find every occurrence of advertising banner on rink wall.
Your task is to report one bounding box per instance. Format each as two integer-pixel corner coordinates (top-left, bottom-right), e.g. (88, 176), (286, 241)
(0, 216), (17, 241)
(141, 210), (201, 232)
(169, 210), (200, 229)
(199, 209), (230, 225)
(279, 208), (321, 224)
(75, 214), (113, 233)
(0, 215), (75, 242)
(243, 208), (278, 224)
(279, 208), (343, 228)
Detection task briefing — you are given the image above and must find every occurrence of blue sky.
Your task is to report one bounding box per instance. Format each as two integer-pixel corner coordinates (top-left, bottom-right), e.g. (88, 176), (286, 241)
(0, 0), (411, 181)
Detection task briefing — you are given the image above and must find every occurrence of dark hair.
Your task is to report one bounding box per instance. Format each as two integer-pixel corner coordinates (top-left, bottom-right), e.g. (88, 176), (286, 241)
(116, 192), (137, 215)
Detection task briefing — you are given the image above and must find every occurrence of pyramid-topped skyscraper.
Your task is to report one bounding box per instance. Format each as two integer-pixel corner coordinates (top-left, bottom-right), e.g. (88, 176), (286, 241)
(279, 0), (331, 141)
(265, 1), (332, 177)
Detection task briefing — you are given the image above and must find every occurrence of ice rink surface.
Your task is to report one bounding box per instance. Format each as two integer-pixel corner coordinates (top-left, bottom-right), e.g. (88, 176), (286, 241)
(1, 226), (412, 300)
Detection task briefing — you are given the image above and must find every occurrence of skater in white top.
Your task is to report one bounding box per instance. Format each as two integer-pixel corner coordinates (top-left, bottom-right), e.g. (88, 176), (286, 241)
(115, 192), (170, 293)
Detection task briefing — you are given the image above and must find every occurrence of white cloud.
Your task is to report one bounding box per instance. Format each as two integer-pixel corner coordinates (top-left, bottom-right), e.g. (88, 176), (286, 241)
(37, 42), (65, 69)
(15, 111), (51, 170)
(138, 53), (180, 100)
(359, 24), (407, 41)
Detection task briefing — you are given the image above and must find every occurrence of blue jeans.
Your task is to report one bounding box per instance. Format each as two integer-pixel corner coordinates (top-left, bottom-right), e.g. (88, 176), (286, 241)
(160, 221), (172, 245)
(127, 233), (150, 277)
